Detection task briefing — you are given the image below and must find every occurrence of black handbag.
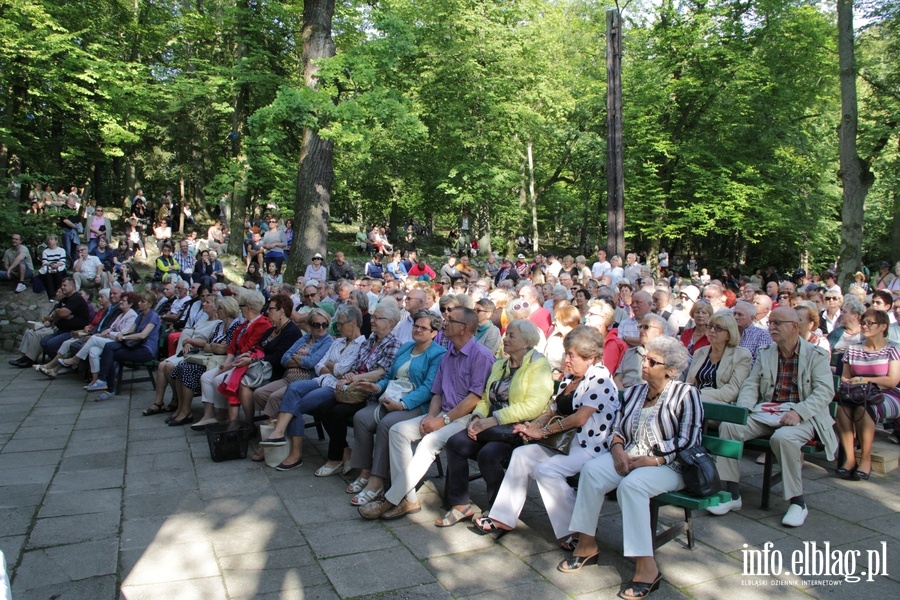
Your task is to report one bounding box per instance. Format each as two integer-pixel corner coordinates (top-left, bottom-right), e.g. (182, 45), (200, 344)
(535, 416), (575, 454)
(836, 381), (884, 407)
(675, 445), (721, 498)
(476, 424), (522, 446)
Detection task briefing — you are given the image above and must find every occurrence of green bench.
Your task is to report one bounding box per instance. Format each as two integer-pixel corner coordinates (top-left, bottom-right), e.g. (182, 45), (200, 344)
(650, 401), (748, 550)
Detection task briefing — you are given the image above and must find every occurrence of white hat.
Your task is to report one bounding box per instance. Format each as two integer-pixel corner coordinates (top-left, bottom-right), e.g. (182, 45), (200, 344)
(517, 254), (526, 260)
(312, 253), (323, 260)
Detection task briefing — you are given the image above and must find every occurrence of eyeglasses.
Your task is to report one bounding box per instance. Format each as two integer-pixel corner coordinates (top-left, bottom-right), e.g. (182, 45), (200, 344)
(238, 303), (248, 308)
(310, 322), (329, 329)
(825, 296), (840, 301)
(335, 320), (351, 327)
(440, 307), (454, 313)
(709, 324), (727, 333)
(778, 294), (790, 299)
(372, 315), (391, 322)
(643, 356), (667, 368)
(412, 324), (436, 332)
(266, 306), (281, 312)
(303, 293), (317, 299)
(445, 318), (466, 326)
(861, 320), (880, 328)
(768, 319), (797, 328)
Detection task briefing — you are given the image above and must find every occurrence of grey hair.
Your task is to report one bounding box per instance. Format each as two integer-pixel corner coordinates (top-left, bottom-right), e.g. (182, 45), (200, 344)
(842, 296), (866, 317)
(645, 335), (690, 373)
(374, 302), (401, 327)
(98, 288), (111, 300)
(413, 309), (442, 332)
(240, 289), (266, 312)
(563, 325), (605, 359)
(505, 319), (542, 348)
(336, 304), (363, 328)
(351, 289), (369, 311)
(642, 312), (668, 332)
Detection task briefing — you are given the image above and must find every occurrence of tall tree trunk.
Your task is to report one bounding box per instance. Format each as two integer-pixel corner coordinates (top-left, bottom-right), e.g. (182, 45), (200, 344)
(606, 8), (625, 259)
(891, 191), (900, 263)
(285, 0), (336, 280)
(527, 141), (539, 253)
(227, 0), (251, 255)
(836, 0), (874, 290)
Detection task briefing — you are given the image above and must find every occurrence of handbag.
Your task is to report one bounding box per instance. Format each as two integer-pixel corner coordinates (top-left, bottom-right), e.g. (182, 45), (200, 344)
(185, 352), (227, 369)
(535, 415), (575, 454)
(675, 445), (721, 498)
(836, 381), (884, 407)
(240, 360), (272, 388)
(476, 423), (522, 445)
(334, 381), (372, 404)
(283, 367), (314, 383)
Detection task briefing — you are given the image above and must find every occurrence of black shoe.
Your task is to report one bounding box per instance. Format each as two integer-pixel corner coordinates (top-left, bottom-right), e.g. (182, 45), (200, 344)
(9, 357), (33, 368)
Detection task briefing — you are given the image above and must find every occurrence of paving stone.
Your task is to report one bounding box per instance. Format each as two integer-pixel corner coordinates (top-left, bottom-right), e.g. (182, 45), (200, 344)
(689, 510), (791, 553)
(0, 449), (62, 469)
(59, 450), (126, 472)
(522, 547), (630, 596)
(122, 468), (197, 496)
(10, 574), (118, 600)
(302, 518), (401, 559)
(0, 464), (57, 486)
(459, 579), (574, 600)
(119, 576), (227, 600)
(50, 467), (123, 492)
(425, 545), (543, 596)
(0, 535), (26, 570)
(120, 540), (220, 585)
(39, 488), (122, 518)
(64, 436), (127, 457)
(119, 513), (208, 551)
(759, 508), (881, 546)
(0, 505), (38, 536)
(320, 545), (436, 597)
(391, 519), (497, 559)
(2, 433), (70, 453)
(355, 582), (453, 600)
(654, 540), (743, 587)
(807, 488), (898, 522)
(13, 538), (118, 590)
(27, 510), (120, 549)
(222, 561), (329, 599)
(122, 489), (203, 520)
(0, 483), (47, 509)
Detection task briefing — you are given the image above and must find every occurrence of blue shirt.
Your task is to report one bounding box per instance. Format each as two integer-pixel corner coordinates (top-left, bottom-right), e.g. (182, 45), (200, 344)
(134, 310), (162, 354)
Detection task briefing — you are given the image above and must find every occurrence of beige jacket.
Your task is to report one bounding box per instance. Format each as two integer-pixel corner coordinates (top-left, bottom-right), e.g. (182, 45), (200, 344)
(685, 345), (752, 405)
(736, 338), (837, 460)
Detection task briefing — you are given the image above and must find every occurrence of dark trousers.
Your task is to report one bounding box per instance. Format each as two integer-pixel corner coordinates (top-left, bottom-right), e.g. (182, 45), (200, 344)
(98, 342), (153, 392)
(445, 429), (517, 507)
(318, 400), (366, 461)
(41, 331), (73, 358)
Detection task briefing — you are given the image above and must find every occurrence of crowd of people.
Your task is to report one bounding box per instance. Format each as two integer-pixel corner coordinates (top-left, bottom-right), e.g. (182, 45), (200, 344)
(4, 202), (900, 597)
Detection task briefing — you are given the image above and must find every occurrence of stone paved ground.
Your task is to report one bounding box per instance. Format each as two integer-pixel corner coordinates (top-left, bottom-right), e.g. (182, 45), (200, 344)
(2, 357), (900, 599)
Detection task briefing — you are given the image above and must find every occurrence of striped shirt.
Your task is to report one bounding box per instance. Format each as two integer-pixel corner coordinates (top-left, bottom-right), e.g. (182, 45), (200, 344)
(842, 343), (900, 379)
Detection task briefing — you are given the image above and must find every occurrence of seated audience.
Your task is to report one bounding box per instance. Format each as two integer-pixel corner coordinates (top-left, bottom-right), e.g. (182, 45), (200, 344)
(685, 310), (751, 405)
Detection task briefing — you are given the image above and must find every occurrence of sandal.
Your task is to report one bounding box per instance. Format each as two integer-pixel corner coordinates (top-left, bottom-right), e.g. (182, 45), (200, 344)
(435, 505), (474, 528)
(618, 573), (662, 599)
(249, 452), (265, 462)
(346, 476), (370, 494)
(142, 403), (167, 416)
(471, 516), (510, 538)
(350, 487), (383, 506)
(560, 535), (579, 552)
(557, 551), (599, 573)
(38, 366), (57, 380)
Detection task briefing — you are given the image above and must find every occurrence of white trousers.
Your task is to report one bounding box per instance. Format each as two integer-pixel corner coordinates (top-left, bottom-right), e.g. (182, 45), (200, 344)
(489, 444), (594, 539)
(200, 367), (230, 409)
(569, 453), (683, 557)
(385, 414), (471, 505)
(76, 335), (115, 373)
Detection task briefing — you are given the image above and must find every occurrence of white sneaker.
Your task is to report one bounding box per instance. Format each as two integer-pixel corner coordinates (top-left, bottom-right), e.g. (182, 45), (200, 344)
(15, 283), (26, 293)
(782, 504), (808, 527)
(707, 496), (742, 516)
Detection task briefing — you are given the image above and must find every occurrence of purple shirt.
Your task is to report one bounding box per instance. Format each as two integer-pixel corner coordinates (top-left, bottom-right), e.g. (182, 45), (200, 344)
(431, 336), (496, 413)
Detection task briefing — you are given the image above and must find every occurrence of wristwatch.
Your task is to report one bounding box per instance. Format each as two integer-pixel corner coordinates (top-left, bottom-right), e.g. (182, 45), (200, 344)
(442, 413), (451, 426)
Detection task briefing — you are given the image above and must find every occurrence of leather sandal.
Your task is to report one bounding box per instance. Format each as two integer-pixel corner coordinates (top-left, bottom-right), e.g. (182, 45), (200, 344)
(618, 573), (662, 599)
(557, 551), (599, 573)
(350, 487), (383, 506)
(142, 403), (167, 416)
(435, 505), (474, 528)
(559, 535), (579, 552)
(346, 476), (369, 494)
(471, 516), (510, 539)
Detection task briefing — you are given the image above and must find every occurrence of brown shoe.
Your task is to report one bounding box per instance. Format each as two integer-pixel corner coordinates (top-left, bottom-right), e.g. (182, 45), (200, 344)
(382, 498), (422, 520)
(359, 499), (393, 520)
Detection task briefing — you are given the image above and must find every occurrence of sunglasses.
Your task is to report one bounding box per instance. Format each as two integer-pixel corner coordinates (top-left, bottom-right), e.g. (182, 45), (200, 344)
(310, 322), (329, 329)
(643, 356), (667, 368)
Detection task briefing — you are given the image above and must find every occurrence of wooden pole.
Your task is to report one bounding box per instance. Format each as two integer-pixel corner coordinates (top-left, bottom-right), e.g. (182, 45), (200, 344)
(606, 8), (625, 259)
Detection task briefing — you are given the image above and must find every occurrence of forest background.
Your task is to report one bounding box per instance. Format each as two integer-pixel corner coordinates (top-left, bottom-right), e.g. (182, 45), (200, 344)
(0, 0), (898, 278)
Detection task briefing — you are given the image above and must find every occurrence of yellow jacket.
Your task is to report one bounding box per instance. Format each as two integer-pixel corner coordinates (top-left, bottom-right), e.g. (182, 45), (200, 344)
(473, 349), (553, 424)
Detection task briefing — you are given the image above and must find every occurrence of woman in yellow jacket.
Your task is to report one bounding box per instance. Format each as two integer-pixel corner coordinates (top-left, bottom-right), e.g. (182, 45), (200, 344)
(436, 319), (553, 527)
